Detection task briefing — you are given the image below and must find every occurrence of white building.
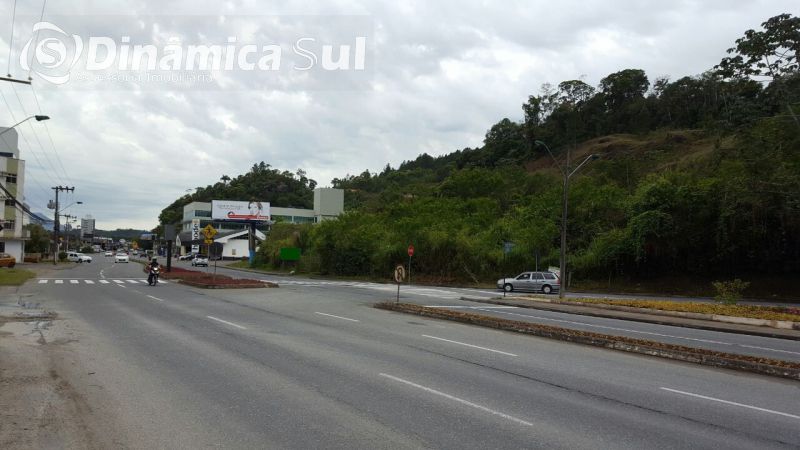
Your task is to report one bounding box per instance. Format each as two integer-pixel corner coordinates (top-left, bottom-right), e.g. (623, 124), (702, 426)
(80, 215), (96, 239)
(175, 188), (344, 258)
(0, 127), (28, 261)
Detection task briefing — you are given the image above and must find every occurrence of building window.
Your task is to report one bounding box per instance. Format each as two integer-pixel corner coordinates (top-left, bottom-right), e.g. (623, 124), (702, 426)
(2, 220), (14, 230)
(5, 175), (16, 184)
(0, 242), (4, 252)
(4, 199), (15, 206)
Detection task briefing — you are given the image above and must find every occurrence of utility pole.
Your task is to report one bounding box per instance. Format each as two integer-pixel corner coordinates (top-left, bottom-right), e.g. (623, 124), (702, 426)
(51, 186), (74, 264)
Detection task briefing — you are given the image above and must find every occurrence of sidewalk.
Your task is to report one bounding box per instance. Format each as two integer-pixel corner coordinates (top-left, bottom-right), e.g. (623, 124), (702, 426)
(459, 295), (800, 341)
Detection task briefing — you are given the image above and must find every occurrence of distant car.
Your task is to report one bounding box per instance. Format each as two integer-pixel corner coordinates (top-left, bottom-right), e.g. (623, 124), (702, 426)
(104, 251), (113, 257)
(68, 252), (92, 263)
(179, 253), (195, 261)
(191, 255), (208, 267)
(115, 252), (129, 263)
(0, 253), (16, 268)
(497, 271), (560, 294)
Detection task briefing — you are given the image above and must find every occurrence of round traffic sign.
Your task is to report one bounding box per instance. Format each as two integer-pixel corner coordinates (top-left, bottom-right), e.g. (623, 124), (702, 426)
(394, 265), (406, 283)
(408, 244), (415, 257)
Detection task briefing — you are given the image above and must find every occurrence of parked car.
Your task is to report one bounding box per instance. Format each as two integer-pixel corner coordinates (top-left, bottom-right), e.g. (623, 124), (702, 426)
(0, 253), (16, 268)
(497, 271), (560, 294)
(179, 253), (196, 261)
(115, 252), (130, 263)
(67, 252), (92, 263)
(191, 255), (208, 267)
(104, 251), (113, 257)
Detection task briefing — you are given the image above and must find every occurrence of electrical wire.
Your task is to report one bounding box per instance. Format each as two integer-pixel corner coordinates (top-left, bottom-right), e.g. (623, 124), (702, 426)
(11, 84), (68, 185)
(6, 0), (18, 76)
(28, 84), (72, 185)
(27, 0), (48, 80)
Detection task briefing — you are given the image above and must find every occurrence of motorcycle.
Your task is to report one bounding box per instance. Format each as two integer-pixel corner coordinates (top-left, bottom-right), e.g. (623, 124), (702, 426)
(148, 266), (160, 286)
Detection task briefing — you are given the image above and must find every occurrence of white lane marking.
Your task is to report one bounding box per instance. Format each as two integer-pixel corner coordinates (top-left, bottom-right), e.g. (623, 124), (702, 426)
(99, 280), (110, 284)
(314, 312), (360, 322)
(480, 309), (732, 345)
(55, 280), (63, 284)
(379, 373), (532, 426)
(70, 279), (79, 284)
(99, 269), (105, 279)
(206, 315), (247, 330)
(84, 280), (95, 284)
(660, 388), (800, 420)
(146, 295), (164, 302)
(38, 279), (47, 284)
(113, 280), (124, 284)
(738, 344), (800, 356)
(421, 335), (518, 357)
(117, 284), (127, 289)
(126, 280), (139, 284)
(424, 305), (518, 309)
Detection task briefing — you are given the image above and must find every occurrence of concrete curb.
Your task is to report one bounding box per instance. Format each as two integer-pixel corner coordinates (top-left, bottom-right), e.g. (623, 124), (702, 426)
(460, 297), (800, 340)
(482, 296), (800, 331)
(376, 302), (800, 381)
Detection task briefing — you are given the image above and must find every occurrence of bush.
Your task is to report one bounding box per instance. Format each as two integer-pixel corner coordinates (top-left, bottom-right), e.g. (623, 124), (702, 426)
(58, 252), (68, 261)
(712, 279), (750, 305)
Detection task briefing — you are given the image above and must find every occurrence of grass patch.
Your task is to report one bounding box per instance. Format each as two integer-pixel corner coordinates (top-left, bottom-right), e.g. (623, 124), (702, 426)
(0, 268), (36, 286)
(564, 297), (800, 322)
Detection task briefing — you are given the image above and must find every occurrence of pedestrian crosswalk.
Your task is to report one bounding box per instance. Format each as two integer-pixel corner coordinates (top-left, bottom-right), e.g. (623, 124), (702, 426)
(37, 279), (169, 285)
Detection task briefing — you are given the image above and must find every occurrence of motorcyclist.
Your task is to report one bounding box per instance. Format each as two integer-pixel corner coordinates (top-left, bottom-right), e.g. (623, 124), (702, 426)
(147, 257), (160, 285)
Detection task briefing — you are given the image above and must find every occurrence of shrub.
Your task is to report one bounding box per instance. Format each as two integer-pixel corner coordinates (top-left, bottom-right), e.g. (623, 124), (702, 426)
(712, 279), (750, 305)
(58, 251), (68, 261)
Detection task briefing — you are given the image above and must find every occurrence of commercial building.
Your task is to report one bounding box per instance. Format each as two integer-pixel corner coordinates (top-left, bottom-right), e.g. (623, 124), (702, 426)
(0, 127), (28, 261)
(175, 187), (343, 258)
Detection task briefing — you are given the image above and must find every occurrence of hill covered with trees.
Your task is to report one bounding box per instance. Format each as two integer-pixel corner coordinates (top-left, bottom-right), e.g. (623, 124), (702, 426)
(161, 14), (800, 295)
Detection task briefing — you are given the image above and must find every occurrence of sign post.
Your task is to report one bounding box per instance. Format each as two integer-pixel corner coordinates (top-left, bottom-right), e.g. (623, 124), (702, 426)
(202, 225), (217, 278)
(394, 264), (406, 304)
(407, 244), (414, 286)
(502, 241), (515, 298)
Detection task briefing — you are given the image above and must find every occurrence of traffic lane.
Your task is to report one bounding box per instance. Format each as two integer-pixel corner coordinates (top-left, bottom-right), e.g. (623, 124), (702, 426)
(35, 278), (800, 449)
(425, 304), (800, 362)
(63, 276), (800, 448)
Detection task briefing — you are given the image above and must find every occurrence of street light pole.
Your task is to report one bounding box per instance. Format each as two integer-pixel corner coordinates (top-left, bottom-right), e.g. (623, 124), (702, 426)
(0, 115), (49, 138)
(535, 140), (598, 299)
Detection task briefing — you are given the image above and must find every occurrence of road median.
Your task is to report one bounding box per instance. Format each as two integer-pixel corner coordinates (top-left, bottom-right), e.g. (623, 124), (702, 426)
(375, 302), (800, 381)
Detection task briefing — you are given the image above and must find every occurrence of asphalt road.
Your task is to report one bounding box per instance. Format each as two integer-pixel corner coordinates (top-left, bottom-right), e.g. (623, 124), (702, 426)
(20, 257), (800, 448)
(163, 261), (800, 362)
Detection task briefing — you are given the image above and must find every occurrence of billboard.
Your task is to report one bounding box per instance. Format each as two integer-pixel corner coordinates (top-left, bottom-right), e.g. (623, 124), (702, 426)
(191, 218), (201, 253)
(211, 200), (270, 221)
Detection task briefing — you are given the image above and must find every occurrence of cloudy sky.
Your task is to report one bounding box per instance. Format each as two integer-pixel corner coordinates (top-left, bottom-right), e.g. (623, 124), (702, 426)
(0, 0), (797, 230)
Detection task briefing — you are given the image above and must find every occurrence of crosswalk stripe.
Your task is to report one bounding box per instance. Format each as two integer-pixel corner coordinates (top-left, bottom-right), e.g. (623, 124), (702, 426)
(113, 280), (124, 284)
(85, 280), (95, 284)
(70, 280), (79, 284)
(99, 280), (110, 284)
(55, 280), (63, 284)
(38, 279), (47, 284)
(126, 280), (139, 284)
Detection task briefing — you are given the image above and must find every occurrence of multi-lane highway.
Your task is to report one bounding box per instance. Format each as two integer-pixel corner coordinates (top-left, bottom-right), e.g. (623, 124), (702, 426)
(16, 258), (800, 448)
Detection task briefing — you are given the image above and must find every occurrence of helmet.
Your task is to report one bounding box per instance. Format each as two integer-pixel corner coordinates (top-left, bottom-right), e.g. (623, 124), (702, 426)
(152, 257), (157, 262)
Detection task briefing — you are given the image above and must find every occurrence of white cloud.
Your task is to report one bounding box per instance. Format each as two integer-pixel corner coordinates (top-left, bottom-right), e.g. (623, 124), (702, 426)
(0, 0), (796, 229)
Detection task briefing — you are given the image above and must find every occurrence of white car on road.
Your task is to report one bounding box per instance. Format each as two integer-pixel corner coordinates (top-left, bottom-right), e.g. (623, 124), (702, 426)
(104, 251), (113, 257)
(67, 252), (92, 263)
(115, 252), (130, 263)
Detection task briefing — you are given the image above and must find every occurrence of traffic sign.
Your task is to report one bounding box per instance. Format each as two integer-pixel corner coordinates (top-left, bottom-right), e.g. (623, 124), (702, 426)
(407, 244), (414, 257)
(202, 224), (217, 239)
(204, 238), (214, 244)
(394, 265), (406, 283)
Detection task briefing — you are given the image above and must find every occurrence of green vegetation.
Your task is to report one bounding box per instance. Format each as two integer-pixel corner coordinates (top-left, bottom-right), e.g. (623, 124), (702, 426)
(0, 269), (36, 286)
(712, 279), (751, 305)
(556, 297), (800, 322)
(160, 15), (800, 294)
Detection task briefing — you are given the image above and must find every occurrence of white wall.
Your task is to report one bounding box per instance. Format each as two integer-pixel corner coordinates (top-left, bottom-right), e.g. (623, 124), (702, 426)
(221, 239), (249, 258)
(4, 240), (23, 262)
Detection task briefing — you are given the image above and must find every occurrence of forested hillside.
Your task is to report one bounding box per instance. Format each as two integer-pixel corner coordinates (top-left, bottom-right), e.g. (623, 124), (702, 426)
(161, 14), (800, 293)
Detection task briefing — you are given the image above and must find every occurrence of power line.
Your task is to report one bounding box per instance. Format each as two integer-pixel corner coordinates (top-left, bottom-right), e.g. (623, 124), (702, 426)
(28, 84), (72, 185)
(6, 0), (18, 77)
(0, 86), (62, 201)
(27, 0), (48, 80)
(11, 84), (68, 185)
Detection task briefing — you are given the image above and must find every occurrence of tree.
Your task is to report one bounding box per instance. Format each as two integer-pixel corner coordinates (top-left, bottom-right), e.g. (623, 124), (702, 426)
(24, 223), (49, 253)
(716, 13), (800, 126)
